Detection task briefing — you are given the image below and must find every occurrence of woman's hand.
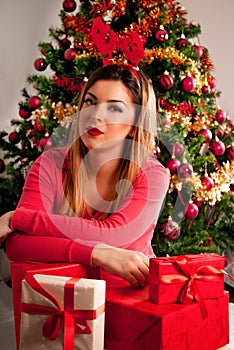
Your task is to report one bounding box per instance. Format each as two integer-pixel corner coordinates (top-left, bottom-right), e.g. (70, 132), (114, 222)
(92, 244), (149, 287)
(0, 211), (14, 246)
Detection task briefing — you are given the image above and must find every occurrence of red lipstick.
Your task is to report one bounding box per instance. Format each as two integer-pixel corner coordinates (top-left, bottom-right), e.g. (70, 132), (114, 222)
(87, 127), (104, 136)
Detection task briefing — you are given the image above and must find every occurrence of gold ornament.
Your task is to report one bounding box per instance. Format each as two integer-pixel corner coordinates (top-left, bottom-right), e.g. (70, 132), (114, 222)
(31, 106), (50, 121)
(192, 161), (234, 206)
(143, 47), (194, 66)
(52, 102), (78, 123)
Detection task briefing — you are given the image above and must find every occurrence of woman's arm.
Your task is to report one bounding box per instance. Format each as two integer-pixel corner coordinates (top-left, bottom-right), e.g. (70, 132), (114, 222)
(6, 233), (93, 265)
(6, 234), (149, 286)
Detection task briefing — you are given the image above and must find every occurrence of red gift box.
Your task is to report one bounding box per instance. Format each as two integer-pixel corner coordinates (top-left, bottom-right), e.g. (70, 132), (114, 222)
(149, 253), (225, 311)
(11, 262), (100, 350)
(104, 280), (229, 350)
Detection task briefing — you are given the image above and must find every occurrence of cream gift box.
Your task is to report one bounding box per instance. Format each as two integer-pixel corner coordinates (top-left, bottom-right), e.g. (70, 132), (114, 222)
(19, 273), (105, 350)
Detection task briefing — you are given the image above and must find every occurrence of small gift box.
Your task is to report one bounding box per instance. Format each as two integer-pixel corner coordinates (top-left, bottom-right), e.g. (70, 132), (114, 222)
(104, 280), (229, 350)
(19, 273), (105, 350)
(11, 262), (101, 349)
(149, 253), (225, 314)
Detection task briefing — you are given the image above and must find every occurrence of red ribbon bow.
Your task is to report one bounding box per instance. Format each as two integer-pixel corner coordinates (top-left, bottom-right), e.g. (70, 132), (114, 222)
(159, 255), (225, 319)
(21, 274), (104, 349)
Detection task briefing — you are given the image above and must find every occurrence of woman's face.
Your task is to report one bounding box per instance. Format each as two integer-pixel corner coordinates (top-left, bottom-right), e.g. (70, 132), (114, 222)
(79, 80), (135, 151)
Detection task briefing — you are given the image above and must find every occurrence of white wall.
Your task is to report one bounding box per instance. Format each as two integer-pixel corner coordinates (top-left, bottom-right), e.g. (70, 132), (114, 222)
(180, 0), (234, 120)
(0, 0), (233, 134)
(0, 0), (61, 132)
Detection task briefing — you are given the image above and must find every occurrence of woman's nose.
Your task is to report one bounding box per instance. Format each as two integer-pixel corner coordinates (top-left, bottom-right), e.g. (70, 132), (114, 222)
(90, 104), (106, 123)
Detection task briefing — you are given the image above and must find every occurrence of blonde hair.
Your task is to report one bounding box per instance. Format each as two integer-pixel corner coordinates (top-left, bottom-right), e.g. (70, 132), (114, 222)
(61, 65), (157, 219)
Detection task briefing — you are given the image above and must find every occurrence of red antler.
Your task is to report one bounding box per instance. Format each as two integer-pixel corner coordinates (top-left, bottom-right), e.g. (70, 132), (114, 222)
(91, 17), (144, 68)
(117, 32), (145, 67)
(91, 17), (117, 62)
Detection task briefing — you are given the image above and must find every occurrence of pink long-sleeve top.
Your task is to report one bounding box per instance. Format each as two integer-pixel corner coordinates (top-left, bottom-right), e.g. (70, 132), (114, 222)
(6, 147), (170, 268)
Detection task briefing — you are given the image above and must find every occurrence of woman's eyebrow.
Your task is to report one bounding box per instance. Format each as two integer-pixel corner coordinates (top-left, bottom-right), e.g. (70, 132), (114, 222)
(85, 91), (97, 99)
(86, 91), (127, 107)
(107, 99), (127, 107)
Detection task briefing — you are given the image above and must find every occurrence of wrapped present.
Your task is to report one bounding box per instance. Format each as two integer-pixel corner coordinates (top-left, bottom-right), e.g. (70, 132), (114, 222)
(11, 262), (100, 349)
(19, 273), (105, 350)
(104, 280), (229, 350)
(149, 253), (225, 315)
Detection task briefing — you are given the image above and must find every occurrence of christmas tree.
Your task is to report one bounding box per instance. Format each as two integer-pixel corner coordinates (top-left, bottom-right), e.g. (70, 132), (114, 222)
(0, 0), (233, 256)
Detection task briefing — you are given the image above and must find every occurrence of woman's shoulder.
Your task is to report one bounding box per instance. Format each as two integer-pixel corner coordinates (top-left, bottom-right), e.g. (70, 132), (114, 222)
(143, 157), (170, 175)
(134, 157), (170, 185)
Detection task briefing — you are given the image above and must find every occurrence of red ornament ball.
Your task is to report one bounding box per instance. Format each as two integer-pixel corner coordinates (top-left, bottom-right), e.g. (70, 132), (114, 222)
(158, 73), (174, 90)
(140, 36), (147, 46)
(165, 158), (181, 175)
(198, 129), (212, 143)
(19, 107), (30, 119)
(225, 144), (234, 162)
(201, 85), (210, 94)
(210, 140), (225, 156)
(215, 110), (227, 124)
(228, 119), (234, 129)
(39, 136), (53, 150)
(8, 131), (20, 144)
(159, 219), (180, 240)
(64, 48), (77, 61)
(28, 96), (41, 109)
(63, 0), (77, 12)
(60, 38), (72, 49)
(207, 75), (217, 89)
(159, 99), (173, 110)
(184, 203), (199, 219)
(217, 127), (225, 139)
(33, 121), (44, 133)
(0, 158), (5, 173)
(194, 45), (204, 57)
(181, 76), (196, 92)
(193, 198), (203, 207)
(205, 236), (214, 247)
(155, 28), (168, 42)
(34, 58), (47, 71)
(201, 176), (214, 191)
(173, 142), (184, 156)
(176, 38), (188, 48)
(178, 163), (193, 178)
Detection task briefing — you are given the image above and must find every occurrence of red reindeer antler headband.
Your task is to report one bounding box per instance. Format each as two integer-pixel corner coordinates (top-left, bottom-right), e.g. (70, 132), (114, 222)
(91, 17), (145, 81)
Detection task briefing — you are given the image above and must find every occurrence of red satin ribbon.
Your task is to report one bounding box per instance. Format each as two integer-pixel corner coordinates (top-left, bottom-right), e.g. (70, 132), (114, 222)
(158, 256), (225, 319)
(21, 274), (104, 349)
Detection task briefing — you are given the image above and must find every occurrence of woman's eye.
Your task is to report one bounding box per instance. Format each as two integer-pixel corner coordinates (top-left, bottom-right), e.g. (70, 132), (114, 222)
(84, 98), (96, 106)
(109, 105), (123, 113)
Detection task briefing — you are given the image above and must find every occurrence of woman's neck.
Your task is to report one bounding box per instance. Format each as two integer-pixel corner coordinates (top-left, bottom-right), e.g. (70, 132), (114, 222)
(81, 156), (121, 213)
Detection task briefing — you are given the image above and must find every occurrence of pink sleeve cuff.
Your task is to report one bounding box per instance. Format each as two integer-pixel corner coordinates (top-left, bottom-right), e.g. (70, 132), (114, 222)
(68, 242), (94, 266)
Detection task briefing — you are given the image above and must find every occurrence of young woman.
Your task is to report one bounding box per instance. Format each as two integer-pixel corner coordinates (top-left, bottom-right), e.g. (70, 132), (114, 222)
(0, 64), (169, 287)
